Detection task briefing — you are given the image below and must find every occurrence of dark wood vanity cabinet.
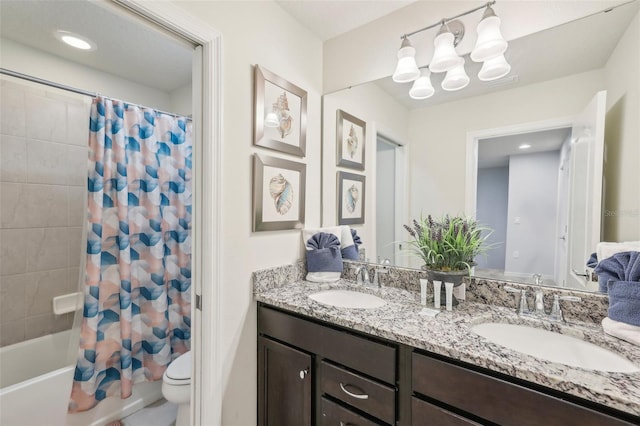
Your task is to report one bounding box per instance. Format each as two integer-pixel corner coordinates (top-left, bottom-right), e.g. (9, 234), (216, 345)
(258, 304), (399, 425)
(411, 351), (638, 426)
(258, 304), (640, 426)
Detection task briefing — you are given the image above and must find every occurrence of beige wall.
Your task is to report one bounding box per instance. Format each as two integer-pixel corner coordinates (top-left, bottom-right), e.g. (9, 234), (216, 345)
(407, 69), (605, 219)
(603, 10), (640, 241)
(173, 2), (323, 424)
(322, 82), (409, 261)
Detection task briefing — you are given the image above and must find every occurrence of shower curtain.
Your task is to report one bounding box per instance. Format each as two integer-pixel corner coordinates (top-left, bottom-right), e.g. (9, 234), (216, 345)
(69, 97), (192, 413)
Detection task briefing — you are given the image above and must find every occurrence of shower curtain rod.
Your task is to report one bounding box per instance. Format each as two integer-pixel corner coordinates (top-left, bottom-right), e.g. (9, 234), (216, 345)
(0, 68), (192, 121)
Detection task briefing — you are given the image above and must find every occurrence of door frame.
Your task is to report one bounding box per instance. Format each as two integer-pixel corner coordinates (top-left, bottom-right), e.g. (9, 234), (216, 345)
(115, 1), (223, 424)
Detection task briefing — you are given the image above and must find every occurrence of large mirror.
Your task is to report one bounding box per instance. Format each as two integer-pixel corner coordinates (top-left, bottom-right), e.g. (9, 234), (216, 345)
(321, 1), (640, 292)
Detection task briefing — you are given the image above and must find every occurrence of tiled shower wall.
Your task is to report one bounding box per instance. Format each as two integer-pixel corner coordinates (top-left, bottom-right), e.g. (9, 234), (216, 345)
(0, 77), (90, 346)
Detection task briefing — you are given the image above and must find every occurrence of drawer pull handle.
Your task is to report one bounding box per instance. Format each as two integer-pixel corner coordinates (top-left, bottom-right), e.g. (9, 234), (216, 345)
(299, 369), (309, 379)
(339, 382), (369, 400)
(340, 422), (355, 426)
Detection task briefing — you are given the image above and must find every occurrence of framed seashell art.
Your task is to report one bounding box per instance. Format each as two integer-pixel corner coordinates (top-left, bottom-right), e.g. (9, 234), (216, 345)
(254, 65), (307, 157)
(337, 171), (365, 225)
(336, 109), (366, 171)
(253, 154), (306, 231)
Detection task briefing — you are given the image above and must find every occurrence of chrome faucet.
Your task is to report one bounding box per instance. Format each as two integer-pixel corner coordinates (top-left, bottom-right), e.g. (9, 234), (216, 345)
(355, 264), (370, 286)
(505, 286), (530, 315)
(371, 264), (388, 288)
(549, 294), (582, 322)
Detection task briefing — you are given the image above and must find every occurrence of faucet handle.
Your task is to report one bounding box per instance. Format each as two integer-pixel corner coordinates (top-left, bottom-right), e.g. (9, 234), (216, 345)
(549, 294), (581, 322)
(533, 273), (543, 285)
(505, 286), (529, 315)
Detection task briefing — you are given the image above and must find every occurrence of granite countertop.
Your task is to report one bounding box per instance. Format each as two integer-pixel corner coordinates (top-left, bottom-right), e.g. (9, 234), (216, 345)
(254, 279), (640, 417)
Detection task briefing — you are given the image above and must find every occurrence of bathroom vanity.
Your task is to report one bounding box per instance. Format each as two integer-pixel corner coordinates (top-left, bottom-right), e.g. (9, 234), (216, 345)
(255, 275), (640, 426)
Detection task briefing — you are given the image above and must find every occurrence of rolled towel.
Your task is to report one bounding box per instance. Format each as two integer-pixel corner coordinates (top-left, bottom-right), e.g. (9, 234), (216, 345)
(597, 241), (640, 263)
(302, 226), (356, 259)
(607, 280), (640, 327)
(305, 232), (343, 283)
(341, 226), (360, 260)
(593, 251), (640, 292)
(602, 317), (640, 346)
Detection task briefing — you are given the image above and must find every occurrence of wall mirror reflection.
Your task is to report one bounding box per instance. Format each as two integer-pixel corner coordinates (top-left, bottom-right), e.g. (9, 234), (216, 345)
(321, 1), (639, 293)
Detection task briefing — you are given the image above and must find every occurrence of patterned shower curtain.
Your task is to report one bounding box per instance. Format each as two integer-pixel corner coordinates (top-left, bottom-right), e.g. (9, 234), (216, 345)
(69, 98), (192, 412)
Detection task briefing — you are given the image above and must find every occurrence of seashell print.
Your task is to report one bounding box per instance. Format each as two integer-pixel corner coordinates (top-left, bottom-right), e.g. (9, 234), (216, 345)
(269, 174), (294, 215)
(346, 183), (359, 213)
(346, 124), (358, 158)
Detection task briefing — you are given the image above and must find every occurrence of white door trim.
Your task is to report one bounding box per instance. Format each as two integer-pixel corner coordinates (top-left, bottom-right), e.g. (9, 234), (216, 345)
(114, 2), (223, 425)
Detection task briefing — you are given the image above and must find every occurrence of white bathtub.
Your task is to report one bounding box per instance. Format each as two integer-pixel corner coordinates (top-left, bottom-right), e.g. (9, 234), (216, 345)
(0, 330), (162, 426)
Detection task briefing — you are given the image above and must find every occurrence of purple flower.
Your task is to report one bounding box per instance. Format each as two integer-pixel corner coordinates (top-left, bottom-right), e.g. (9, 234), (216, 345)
(404, 224), (416, 238)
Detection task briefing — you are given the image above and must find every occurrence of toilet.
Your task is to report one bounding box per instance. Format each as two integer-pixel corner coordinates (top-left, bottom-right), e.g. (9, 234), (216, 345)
(162, 351), (191, 426)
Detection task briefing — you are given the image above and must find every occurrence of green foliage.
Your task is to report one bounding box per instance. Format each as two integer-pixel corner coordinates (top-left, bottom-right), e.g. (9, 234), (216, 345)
(404, 214), (493, 272)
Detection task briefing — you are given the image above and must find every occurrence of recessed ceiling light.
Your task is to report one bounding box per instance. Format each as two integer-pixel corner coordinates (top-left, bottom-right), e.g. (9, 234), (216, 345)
(519, 143), (532, 150)
(54, 30), (96, 51)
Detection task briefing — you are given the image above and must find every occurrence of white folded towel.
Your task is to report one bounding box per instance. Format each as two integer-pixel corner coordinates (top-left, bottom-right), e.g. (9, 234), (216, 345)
(596, 241), (640, 263)
(602, 316), (640, 346)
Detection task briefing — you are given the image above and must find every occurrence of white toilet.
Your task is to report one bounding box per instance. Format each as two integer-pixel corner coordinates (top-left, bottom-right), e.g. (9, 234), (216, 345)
(162, 350), (191, 426)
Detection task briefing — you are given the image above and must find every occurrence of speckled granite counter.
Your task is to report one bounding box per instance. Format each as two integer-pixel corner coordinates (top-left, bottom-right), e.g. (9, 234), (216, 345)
(254, 278), (640, 418)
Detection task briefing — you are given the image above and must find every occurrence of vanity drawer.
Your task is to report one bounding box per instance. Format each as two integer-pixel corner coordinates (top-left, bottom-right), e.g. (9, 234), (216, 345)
(412, 352), (635, 426)
(259, 306), (396, 384)
(411, 397), (481, 426)
(320, 397), (382, 426)
(320, 361), (395, 424)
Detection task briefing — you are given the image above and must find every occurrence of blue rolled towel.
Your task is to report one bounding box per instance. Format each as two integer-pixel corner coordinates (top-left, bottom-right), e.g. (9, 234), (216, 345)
(586, 252), (598, 268)
(306, 232), (343, 273)
(594, 251), (640, 292)
(607, 280), (640, 327)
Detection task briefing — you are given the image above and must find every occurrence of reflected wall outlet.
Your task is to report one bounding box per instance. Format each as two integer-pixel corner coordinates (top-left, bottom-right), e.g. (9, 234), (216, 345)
(513, 251), (520, 259)
(514, 217), (521, 224)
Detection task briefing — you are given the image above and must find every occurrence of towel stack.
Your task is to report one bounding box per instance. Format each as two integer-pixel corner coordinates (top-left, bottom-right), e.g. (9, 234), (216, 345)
(302, 226), (363, 283)
(592, 243), (640, 346)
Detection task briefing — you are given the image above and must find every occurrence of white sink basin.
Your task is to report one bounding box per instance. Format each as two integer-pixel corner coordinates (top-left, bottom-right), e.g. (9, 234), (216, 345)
(471, 323), (639, 373)
(308, 290), (386, 309)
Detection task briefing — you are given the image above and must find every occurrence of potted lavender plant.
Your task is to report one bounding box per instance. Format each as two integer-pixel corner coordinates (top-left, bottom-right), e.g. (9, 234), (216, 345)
(404, 214), (492, 287)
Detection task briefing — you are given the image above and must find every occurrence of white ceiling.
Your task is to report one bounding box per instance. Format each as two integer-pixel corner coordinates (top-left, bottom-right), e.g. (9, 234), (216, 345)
(276, 0), (418, 41)
(0, 0), (194, 93)
(478, 128), (571, 169)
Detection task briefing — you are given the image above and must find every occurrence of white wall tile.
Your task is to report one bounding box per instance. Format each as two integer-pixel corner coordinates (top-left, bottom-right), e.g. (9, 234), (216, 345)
(67, 101), (91, 146)
(67, 226), (83, 267)
(25, 269), (67, 316)
(0, 182), (30, 228)
(25, 227), (69, 272)
(0, 229), (28, 275)
(25, 93), (66, 143)
(25, 184), (68, 227)
(0, 135), (27, 182)
(0, 85), (26, 137)
(0, 273), (27, 322)
(26, 139), (68, 185)
(0, 320), (25, 346)
(66, 145), (88, 186)
(67, 186), (86, 226)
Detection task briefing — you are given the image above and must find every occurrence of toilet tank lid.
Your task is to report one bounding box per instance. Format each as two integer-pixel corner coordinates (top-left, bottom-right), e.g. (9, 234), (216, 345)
(166, 351), (191, 380)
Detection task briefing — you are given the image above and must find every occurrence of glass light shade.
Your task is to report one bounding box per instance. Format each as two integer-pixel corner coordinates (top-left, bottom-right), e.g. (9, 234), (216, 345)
(392, 41), (420, 83)
(441, 60), (470, 91)
(409, 70), (435, 100)
(264, 112), (279, 128)
(429, 31), (463, 73)
(478, 54), (511, 81)
(470, 13), (507, 62)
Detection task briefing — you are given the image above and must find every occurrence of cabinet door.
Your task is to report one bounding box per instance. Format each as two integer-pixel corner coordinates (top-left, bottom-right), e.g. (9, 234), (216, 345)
(258, 336), (312, 426)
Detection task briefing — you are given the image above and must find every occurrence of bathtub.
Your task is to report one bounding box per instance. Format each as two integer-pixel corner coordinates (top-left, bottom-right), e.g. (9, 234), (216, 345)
(0, 330), (162, 426)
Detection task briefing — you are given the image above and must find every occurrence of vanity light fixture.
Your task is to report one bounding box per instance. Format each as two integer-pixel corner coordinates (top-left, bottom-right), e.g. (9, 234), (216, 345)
(392, 1), (510, 98)
(409, 69), (435, 99)
(519, 143), (532, 150)
(54, 30), (96, 51)
(392, 36), (420, 83)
